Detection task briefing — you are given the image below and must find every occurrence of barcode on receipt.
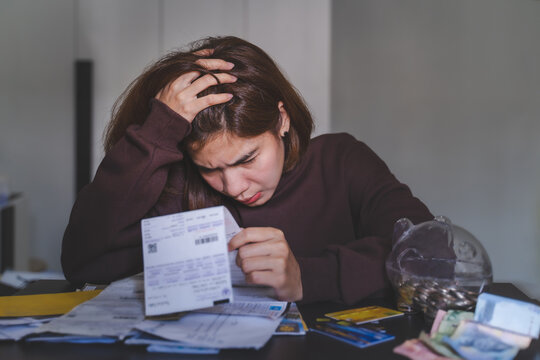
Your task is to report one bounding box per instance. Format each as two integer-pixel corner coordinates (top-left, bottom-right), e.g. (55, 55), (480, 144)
(195, 234), (219, 245)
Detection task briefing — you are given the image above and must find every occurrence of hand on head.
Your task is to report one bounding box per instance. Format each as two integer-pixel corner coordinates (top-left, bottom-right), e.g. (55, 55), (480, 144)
(155, 51), (237, 122)
(228, 227), (303, 302)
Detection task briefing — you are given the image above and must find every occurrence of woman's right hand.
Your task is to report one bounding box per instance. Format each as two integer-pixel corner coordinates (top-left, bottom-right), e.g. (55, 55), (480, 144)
(155, 58), (237, 123)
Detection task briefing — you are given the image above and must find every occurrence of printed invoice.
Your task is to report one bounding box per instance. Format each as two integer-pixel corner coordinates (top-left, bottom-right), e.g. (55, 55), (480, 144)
(141, 206), (243, 316)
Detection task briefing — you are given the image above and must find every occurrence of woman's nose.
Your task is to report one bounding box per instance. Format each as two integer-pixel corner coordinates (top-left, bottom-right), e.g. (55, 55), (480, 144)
(222, 169), (248, 198)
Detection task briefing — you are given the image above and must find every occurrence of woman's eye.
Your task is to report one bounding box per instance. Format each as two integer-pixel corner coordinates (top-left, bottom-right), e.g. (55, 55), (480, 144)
(241, 157), (256, 165)
(198, 167), (215, 174)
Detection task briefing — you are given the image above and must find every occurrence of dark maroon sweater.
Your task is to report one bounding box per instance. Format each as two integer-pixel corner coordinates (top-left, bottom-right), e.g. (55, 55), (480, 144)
(62, 99), (432, 304)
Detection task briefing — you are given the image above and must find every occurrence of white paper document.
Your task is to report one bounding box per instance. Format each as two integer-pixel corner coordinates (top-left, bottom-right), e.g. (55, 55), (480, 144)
(0, 270), (65, 289)
(136, 312), (282, 349)
(142, 206), (247, 316)
(222, 208), (249, 286)
(147, 344), (219, 354)
(35, 274), (145, 339)
(0, 317), (54, 341)
(24, 272), (287, 349)
(0, 322), (45, 341)
(125, 331), (219, 354)
(195, 286), (287, 319)
(0, 317), (55, 326)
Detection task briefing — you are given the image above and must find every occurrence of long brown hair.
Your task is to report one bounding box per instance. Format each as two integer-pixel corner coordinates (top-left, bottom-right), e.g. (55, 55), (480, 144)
(105, 36), (313, 210)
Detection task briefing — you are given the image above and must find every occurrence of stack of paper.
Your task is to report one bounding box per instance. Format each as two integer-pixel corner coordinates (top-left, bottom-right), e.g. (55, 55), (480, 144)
(22, 273), (290, 352)
(33, 275), (145, 341)
(0, 317), (53, 341)
(1, 206), (306, 352)
(0, 289), (102, 342)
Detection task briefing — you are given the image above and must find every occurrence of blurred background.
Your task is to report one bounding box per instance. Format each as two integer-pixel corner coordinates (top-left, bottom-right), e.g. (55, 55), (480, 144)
(0, 0), (538, 298)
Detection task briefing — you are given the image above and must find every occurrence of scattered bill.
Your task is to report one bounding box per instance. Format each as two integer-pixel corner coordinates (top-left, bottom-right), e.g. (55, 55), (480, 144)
(194, 286), (286, 319)
(125, 331), (219, 354)
(430, 310), (447, 336)
(25, 334), (118, 344)
(136, 312), (282, 349)
(432, 310), (474, 343)
(125, 331), (189, 346)
(0, 323), (44, 341)
(1, 317), (55, 341)
(146, 344), (219, 354)
(443, 320), (520, 360)
(393, 339), (453, 360)
(421, 310), (474, 358)
(34, 274), (145, 339)
(470, 321), (531, 349)
(396, 294), (537, 359)
(474, 293), (540, 338)
(419, 331), (461, 359)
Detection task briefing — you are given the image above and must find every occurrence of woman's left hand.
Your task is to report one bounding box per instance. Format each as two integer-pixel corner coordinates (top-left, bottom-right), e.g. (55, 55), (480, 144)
(228, 227), (303, 302)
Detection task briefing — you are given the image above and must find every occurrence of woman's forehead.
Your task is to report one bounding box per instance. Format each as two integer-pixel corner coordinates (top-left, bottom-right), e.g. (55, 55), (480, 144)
(190, 131), (272, 167)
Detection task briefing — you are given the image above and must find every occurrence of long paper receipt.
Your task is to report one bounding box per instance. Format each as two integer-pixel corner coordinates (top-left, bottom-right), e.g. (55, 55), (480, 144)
(141, 206), (243, 316)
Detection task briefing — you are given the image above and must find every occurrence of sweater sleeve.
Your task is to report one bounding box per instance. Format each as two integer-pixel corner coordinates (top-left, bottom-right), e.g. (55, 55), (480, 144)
(297, 136), (433, 304)
(61, 99), (190, 285)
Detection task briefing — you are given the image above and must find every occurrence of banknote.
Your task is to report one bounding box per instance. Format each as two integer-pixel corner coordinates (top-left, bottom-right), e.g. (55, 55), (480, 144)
(430, 310), (447, 336)
(419, 331), (461, 359)
(443, 320), (520, 360)
(470, 321), (531, 349)
(393, 339), (453, 360)
(423, 310), (477, 359)
(432, 310), (474, 343)
(474, 293), (540, 338)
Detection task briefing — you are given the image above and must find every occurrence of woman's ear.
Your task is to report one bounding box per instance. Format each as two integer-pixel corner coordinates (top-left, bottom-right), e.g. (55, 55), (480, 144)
(278, 101), (290, 137)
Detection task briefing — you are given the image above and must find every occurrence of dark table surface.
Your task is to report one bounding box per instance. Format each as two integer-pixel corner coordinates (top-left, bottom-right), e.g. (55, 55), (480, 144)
(1, 281), (539, 359)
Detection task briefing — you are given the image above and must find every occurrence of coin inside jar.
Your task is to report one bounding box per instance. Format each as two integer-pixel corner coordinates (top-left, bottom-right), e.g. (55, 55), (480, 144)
(395, 276), (480, 319)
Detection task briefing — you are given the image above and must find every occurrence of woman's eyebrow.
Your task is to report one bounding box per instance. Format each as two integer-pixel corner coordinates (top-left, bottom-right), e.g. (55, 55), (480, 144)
(196, 149), (258, 172)
(227, 149), (257, 167)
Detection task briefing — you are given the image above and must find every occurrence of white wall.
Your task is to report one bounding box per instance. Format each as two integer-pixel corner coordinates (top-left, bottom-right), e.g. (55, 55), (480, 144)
(0, 0), (75, 271)
(163, 0), (331, 134)
(77, 0), (162, 173)
(332, 0), (540, 299)
(83, 0), (331, 174)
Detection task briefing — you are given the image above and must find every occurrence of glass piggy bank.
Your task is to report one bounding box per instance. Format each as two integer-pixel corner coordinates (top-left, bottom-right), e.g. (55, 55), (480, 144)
(385, 216), (492, 319)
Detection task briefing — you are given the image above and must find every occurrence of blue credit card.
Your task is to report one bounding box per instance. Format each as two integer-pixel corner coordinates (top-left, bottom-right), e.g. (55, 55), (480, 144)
(311, 322), (395, 348)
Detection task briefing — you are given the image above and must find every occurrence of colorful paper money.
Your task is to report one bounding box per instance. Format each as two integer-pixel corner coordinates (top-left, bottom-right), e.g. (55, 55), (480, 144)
(443, 320), (520, 360)
(474, 293), (540, 338)
(393, 339), (453, 360)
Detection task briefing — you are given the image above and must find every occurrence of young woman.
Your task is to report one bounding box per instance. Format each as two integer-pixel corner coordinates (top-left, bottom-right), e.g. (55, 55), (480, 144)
(62, 36), (432, 304)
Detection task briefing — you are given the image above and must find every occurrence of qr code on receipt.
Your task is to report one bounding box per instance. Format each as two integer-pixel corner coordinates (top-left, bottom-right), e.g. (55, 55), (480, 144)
(147, 243), (157, 254)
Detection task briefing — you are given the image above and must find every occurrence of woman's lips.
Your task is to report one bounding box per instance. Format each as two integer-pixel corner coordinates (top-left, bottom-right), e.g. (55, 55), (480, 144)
(240, 192), (261, 205)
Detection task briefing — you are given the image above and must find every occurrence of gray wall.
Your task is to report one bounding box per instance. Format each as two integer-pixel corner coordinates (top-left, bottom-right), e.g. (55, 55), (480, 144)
(332, 0), (540, 298)
(0, 1), (75, 271)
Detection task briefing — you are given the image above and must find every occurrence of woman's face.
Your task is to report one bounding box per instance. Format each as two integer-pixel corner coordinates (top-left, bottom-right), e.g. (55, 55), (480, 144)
(189, 105), (290, 207)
